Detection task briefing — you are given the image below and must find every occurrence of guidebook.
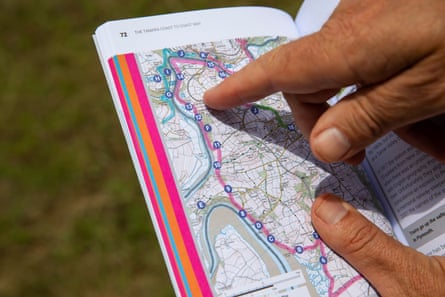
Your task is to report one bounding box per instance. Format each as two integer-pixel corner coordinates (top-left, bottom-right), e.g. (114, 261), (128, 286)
(93, 2), (445, 297)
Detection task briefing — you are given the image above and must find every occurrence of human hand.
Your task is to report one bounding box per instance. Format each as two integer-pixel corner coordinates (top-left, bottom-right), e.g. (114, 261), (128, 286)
(204, 0), (445, 164)
(311, 193), (445, 296)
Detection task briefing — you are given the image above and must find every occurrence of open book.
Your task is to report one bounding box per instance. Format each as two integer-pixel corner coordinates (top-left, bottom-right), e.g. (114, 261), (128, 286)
(93, 3), (445, 297)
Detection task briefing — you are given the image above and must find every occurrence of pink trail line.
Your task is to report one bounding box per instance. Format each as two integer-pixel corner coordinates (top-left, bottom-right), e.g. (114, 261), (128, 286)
(304, 239), (321, 252)
(332, 275), (363, 297)
(320, 240), (336, 294)
(165, 46), (363, 297)
(236, 38), (255, 62)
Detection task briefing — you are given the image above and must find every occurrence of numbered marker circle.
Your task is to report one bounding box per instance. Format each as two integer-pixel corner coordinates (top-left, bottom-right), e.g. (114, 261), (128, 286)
(250, 106), (259, 115)
(312, 231), (320, 239)
(207, 61), (215, 68)
(163, 68), (171, 75)
(197, 201), (206, 209)
(200, 52), (208, 59)
(213, 141), (221, 149)
(267, 235), (276, 243)
(153, 74), (162, 82)
(218, 71), (227, 78)
(177, 49), (185, 57)
(320, 256), (328, 265)
(239, 209), (247, 218)
(287, 123), (296, 131)
(185, 103), (193, 111)
(213, 161), (221, 169)
(224, 185), (232, 193)
(295, 245), (304, 254)
(194, 114), (202, 121)
(165, 91), (173, 98)
(176, 73), (184, 80)
(254, 221), (263, 230)
(204, 124), (212, 132)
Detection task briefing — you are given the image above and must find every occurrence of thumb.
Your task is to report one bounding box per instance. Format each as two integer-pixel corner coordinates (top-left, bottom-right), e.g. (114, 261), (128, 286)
(308, 51), (445, 163)
(311, 194), (445, 296)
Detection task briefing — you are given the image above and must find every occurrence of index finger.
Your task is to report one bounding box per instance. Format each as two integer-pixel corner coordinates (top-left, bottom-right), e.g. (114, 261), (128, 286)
(202, 38), (314, 109)
(203, 32), (355, 110)
(203, 0), (421, 110)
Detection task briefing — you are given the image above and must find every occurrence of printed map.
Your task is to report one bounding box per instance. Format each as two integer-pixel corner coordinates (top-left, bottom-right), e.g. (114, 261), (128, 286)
(135, 37), (392, 297)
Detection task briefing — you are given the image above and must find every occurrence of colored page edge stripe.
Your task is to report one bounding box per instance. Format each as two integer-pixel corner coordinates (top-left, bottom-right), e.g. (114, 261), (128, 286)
(120, 53), (196, 296)
(108, 54), (213, 296)
(108, 56), (188, 297)
(125, 53), (212, 296)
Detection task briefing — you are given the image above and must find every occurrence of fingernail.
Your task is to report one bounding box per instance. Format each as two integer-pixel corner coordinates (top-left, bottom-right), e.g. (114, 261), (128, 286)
(202, 89), (212, 103)
(312, 127), (351, 162)
(315, 196), (348, 225)
(203, 87), (218, 106)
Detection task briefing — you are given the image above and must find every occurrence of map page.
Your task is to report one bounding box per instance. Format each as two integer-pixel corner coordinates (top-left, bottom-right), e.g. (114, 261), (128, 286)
(108, 36), (392, 297)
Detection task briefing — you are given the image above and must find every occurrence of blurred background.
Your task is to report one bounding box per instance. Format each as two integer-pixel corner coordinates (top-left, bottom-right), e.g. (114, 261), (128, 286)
(0, 1), (302, 296)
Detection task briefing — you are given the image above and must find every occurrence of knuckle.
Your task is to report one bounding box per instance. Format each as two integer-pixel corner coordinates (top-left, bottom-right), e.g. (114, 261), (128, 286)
(343, 97), (389, 142)
(260, 46), (289, 91)
(403, 256), (445, 296)
(318, 18), (370, 86)
(342, 222), (379, 257)
(322, 16), (358, 42)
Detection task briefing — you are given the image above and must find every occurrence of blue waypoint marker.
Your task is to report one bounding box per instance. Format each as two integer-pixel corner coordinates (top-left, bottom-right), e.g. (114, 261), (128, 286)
(197, 201), (206, 209)
(313, 231), (320, 239)
(194, 114), (202, 121)
(204, 124), (212, 132)
(164, 68), (171, 76)
(153, 74), (162, 82)
(295, 245), (304, 254)
(213, 141), (221, 149)
(200, 52), (208, 59)
(213, 161), (221, 169)
(176, 73), (184, 80)
(177, 49), (185, 57)
(267, 235), (276, 243)
(185, 103), (193, 111)
(239, 209), (247, 218)
(207, 61), (215, 68)
(320, 256), (328, 265)
(251, 106), (259, 115)
(254, 221), (263, 230)
(165, 91), (173, 98)
(224, 185), (232, 193)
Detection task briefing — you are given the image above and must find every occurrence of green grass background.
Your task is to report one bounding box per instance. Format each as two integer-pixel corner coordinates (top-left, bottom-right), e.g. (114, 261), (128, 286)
(1, 1), (302, 296)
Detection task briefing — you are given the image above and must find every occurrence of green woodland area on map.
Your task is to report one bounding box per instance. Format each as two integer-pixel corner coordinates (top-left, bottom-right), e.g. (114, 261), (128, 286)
(1, 1), (302, 297)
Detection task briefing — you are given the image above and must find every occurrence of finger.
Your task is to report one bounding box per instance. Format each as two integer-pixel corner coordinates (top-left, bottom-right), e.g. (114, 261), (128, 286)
(203, 34), (352, 110)
(309, 55), (445, 163)
(284, 91), (366, 165)
(311, 193), (445, 296)
(395, 114), (445, 163)
(343, 150), (366, 165)
(204, 0), (434, 110)
(283, 93), (330, 139)
(203, 26), (380, 109)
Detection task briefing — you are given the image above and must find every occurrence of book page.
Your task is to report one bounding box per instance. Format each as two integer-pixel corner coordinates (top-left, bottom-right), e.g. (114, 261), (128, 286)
(294, 0), (339, 36)
(365, 133), (445, 256)
(95, 7), (392, 297)
(94, 6), (299, 60)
